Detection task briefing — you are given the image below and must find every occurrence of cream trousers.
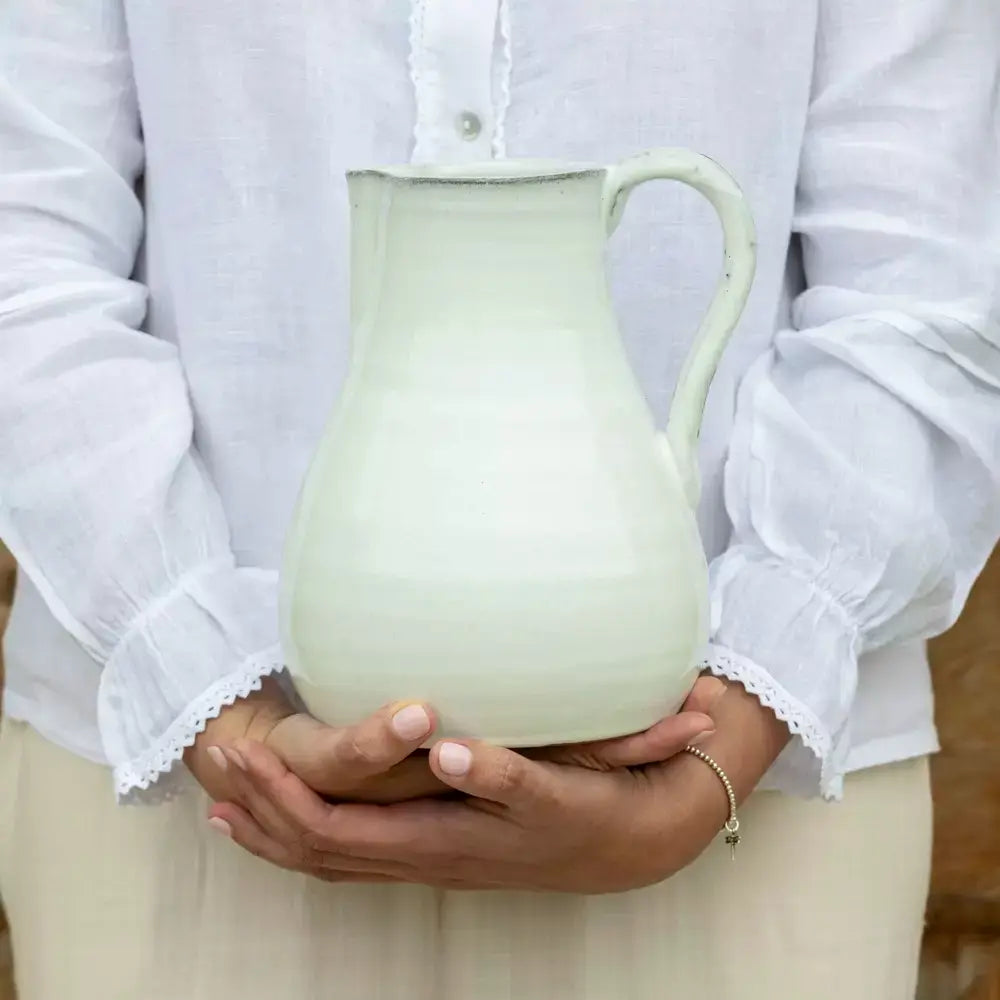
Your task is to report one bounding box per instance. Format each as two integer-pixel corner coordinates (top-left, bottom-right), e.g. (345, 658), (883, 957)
(0, 718), (931, 1000)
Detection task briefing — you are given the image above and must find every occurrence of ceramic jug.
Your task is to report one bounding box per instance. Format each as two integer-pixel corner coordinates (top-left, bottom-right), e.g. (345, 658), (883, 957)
(281, 151), (756, 746)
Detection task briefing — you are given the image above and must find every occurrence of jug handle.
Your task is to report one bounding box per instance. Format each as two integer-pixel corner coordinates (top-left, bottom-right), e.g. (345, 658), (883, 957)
(603, 149), (757, 507)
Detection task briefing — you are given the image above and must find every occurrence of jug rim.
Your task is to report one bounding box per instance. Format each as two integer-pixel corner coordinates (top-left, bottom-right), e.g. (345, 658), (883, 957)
(346, 159), (604, 185)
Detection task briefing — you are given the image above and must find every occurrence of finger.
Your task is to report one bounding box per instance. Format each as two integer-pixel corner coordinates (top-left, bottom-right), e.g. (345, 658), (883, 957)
(616, 711), (715, 765)
(276, 702), (437, 792)
(233, 737), (341, 833)
(681, 675), (727, 715)
(314, 870), (404, 884)
(330, 701), (437, 778)
(345, 754), (452, 803)
(234, 737), (424, 859)
(209, 801), (303, 871)
(219, 745), (303, 845)
(428, 740), (562, 811)
(209, 803), (404, 882)
(539, 709), (715, 770)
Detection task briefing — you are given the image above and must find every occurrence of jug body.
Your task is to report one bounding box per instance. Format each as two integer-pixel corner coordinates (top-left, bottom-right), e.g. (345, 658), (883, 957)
(281, 156), (754, 745)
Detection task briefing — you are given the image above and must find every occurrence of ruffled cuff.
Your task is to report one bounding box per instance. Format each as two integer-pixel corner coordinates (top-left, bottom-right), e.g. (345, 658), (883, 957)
(97, 559), (284, 803)
(706, 550), (863, 800)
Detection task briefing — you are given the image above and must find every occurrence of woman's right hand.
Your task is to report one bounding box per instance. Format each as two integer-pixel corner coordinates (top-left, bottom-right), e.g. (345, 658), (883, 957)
(185, 676), (447, 805)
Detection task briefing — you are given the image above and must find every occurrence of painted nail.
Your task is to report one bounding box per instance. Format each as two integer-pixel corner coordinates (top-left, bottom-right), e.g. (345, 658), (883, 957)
(222, 746), (247, 772)
(690, 727), (717, 746)
(206, 745), (228, 772)
(391, 704), (431, 741)
(208, 817), (232, 838)
(438, 742), (472, 777)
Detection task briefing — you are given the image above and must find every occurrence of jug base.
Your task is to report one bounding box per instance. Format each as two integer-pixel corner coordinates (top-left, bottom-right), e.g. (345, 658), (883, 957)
(290, 671), (697, 749)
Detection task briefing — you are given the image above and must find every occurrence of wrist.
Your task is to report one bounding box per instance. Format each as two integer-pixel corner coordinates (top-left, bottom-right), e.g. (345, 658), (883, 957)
(692, 678), (790, 802)
(203, 675), (294, 744)
(184, 676), (295, 792)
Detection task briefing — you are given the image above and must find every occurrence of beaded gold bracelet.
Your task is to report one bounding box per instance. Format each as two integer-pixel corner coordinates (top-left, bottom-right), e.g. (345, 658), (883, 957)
(683, 745), (741, 860)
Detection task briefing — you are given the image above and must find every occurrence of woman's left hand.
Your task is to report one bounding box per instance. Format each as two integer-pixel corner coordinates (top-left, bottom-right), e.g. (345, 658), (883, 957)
(210, 681), (789, 892)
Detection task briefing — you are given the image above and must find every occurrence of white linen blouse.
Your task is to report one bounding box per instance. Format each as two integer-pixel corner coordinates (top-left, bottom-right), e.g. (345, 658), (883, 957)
(1, 0), (998, 801)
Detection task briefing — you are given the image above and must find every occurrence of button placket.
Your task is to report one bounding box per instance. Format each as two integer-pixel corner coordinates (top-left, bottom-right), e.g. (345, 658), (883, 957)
(410, 0), (500, 161)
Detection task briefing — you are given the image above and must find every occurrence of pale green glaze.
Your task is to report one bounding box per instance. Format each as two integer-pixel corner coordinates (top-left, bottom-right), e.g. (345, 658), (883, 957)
(281, 151), (756, 746)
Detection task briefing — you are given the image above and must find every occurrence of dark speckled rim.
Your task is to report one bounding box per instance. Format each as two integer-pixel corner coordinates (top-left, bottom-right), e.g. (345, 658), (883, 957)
(347, 160), (605, 185)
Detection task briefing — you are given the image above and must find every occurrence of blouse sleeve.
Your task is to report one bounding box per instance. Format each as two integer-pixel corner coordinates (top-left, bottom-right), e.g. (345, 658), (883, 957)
(0, 0), (284, 802)
(703, 0), (1000, 798)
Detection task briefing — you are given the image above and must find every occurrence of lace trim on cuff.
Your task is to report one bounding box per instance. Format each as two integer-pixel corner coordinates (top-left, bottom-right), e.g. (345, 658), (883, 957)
(113, 644), (285, 804)
(700, 642), (839, 798)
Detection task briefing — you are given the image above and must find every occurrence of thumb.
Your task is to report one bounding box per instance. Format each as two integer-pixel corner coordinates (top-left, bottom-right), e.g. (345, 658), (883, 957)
(539, 709), (714, 770)
(681, 675), (727, 715)
(534, 677), (726, 771)
(265, 702), (435, 795)
(264, 711), (343, 765)
(429, 740), (561, 811)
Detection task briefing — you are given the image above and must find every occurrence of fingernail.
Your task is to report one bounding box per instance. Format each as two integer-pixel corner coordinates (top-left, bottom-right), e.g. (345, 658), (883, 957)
(206, 745), (228, 772)
(391, 704), (431, 741)
(438, 742), (472, 776)
(690, 727), (716, 746)
(208, 817), (232, 838)
(222, 747), (247, 772)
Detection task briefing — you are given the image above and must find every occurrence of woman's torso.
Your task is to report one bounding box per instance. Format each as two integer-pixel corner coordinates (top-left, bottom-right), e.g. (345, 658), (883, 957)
(3, 0), (938, 774)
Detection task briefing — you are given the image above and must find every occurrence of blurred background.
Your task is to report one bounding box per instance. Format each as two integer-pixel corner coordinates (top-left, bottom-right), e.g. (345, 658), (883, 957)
(0, 542), (997, 999)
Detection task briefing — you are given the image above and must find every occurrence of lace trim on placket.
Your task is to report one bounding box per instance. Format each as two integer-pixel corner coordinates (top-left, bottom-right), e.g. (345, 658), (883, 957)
(492, 0), (512, 157)
(408, 0), (441, 161)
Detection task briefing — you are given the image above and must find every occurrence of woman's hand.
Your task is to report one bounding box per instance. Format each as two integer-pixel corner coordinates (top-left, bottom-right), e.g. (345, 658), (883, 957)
(532, 674), (724, 771)
(187, 675), (722, 809)
(185, 677), (447, 804)
(207, 678), (788, 891)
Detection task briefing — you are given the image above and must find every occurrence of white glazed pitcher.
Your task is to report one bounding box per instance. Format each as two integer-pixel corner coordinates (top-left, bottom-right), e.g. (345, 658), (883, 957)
(281, 151), (756, 746)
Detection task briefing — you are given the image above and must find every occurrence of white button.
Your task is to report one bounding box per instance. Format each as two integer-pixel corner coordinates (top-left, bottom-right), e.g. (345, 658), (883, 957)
(456, 111), (483, 141)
